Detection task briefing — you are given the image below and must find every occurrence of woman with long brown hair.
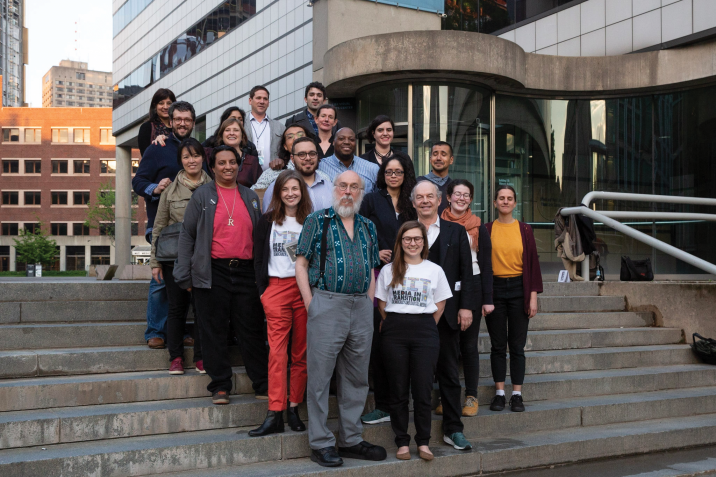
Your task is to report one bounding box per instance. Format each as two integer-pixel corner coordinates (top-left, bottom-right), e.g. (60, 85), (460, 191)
(376, 221), (452, 461)
(250, 170), (313, 436)
(138, 88), (176, 157)
(205, 117), (262, 188)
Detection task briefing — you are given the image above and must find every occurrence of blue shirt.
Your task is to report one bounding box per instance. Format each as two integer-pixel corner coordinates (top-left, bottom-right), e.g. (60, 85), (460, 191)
(262, 170), (333, 214)
(297, 207), (380, 294)
(318, 154), (380, 194)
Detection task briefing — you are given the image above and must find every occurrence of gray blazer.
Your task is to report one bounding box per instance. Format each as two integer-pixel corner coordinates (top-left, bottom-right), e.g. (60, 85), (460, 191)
(244, 115), (285, 162)
(174, 181), (262, 289)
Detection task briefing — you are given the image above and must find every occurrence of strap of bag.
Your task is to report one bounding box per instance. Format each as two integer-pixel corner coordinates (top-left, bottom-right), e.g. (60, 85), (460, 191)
(313, 208), (332, 288)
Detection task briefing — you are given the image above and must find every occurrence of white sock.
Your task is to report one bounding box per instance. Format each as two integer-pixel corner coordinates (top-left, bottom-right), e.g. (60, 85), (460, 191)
(495, 390), (505, 396)
(512, 391), (522, 396)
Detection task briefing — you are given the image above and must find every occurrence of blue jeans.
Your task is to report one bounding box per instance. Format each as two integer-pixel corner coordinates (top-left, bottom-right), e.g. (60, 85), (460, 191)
(144, 277), (169, 341)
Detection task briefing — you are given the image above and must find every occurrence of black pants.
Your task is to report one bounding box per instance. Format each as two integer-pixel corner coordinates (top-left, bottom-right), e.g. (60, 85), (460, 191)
(485, 276), (529, 385)
(193, 259), (269, 394)
(163, 263), (201, 362)
(460, 275), (483, 398)
(436, 317), (463, 434)
(381, 313), (439, 447)
(369, 307), (391, 413)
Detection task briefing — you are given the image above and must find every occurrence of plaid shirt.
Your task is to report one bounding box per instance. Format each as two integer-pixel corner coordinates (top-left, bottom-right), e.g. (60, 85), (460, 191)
(297, 207), (380, 294)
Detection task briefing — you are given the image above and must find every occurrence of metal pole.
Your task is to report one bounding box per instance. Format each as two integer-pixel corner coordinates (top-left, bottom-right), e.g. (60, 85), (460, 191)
(114, 146), (132, 268)
(581, 191), (716, 208)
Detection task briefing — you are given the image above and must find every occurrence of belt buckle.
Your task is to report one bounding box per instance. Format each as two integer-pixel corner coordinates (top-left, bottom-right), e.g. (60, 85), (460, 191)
(229, 259), (239, 267)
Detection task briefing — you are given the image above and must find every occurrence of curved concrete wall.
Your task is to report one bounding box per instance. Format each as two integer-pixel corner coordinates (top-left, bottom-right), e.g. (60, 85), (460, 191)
(323, 30), (716, 97)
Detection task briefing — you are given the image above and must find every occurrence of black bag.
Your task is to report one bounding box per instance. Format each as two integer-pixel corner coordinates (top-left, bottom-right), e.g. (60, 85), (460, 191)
(155, 222), (183, 262)
(692, 333), (716, 365)
(620, 256), (654, 281)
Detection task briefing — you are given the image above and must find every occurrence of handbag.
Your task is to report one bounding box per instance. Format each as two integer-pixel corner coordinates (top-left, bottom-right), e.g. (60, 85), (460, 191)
(155, 222), (183, 262)
(692, 333), (716, 365)
(620, 256), (654, 281)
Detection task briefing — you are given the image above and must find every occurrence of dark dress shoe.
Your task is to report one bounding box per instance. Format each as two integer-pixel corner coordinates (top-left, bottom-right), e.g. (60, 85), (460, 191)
(147, 338), (165, 349)
(248, 410), (284, 437)
(287, 406), (306, 432)
(310, 447), (343, 467)
(183, 336), (194, 346)
(337, 441), (387, 461)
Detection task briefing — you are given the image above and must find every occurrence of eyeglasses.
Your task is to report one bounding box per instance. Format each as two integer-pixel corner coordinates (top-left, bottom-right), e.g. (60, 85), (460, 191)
(451, 192), (471, 199)
(384, 170), (404, 177)
(402, 236), (424, 244)
(172, 118), (194, 125)
(286, 132), (305, 140)
(336, 183), (363, 192)
(292, 151), (318, 159)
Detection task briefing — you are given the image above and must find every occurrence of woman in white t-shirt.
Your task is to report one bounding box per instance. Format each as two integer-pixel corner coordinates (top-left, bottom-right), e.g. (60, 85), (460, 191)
(251, 170), (313, 437)
(376, 221), (452, 462)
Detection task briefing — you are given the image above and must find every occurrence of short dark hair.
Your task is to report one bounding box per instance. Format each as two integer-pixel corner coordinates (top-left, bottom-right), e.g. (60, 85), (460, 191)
(148, 88), (176, 123)
(447, 179), (474, 199)
(177, 138), (206, 167)
(249, 85), (269, 99)
(494, 184), (517, 201)
(169, 101), (196, 121)
(431, 140), (453, 156)
(208, 144), (241, 170)
(304, 81), (326, 98)
(366, 115), (395, 144)
(316, 103), (337, 118)
(291, 136), (318, 154)
(280, 124), (315, 162)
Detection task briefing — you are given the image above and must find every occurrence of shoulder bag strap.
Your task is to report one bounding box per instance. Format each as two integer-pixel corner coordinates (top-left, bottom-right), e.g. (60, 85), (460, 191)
(314, 208), (332, 288)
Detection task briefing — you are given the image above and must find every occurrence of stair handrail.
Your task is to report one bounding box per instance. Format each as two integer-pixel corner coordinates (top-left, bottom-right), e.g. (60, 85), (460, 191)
(560, 192), (716, 281)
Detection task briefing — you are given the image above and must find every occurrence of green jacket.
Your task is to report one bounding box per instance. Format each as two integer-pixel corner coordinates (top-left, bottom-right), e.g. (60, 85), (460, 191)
(150, 170), (211, 269)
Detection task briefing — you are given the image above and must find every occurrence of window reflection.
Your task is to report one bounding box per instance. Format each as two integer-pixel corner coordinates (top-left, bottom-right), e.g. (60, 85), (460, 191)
(443, 0), (573, 35)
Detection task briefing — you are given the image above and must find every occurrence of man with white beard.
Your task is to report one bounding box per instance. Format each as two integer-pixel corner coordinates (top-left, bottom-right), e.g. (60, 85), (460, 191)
(295, 170), (386, 468)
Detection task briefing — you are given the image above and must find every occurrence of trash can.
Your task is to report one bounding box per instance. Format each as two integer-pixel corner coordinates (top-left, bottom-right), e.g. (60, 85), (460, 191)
(35, 263), (43, 277)
(26, 264), (35, 277)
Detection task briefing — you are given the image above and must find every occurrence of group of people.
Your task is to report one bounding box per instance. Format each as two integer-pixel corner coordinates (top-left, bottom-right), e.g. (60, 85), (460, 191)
(133, 81), (543, 468)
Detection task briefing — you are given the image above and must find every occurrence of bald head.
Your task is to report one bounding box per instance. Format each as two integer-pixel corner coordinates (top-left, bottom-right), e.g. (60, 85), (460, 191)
(333, 170), (365, 218)
(334, 128), (357, 162)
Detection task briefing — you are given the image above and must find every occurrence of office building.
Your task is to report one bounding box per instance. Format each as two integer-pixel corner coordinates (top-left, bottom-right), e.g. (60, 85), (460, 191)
(111, 0), (716, 275)
(42, 60), (113, 108)
(0, 0), (28, 106)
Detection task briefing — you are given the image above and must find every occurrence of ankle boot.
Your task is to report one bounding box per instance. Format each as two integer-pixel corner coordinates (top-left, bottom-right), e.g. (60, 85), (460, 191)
(287, 406), (306, 432)
(249, 410), (285, 437)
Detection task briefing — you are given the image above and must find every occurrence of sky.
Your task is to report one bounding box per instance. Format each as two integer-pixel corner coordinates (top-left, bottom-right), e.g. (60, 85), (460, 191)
(24, 0), (113, 107)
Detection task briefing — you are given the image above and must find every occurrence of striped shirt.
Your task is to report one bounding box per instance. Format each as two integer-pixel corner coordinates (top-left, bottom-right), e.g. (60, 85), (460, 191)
(317, 154), (380, 193)
(296, 207), (380, 294)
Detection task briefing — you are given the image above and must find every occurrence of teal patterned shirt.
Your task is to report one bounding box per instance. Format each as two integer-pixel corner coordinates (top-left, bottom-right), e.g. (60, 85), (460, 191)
(297, 207), (380, 294)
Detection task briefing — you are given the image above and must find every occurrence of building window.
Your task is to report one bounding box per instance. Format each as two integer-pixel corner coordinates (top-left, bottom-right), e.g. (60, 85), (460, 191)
(132, 160), (139, 174)
(91, 246), (111, 265)
(24, 160), (41, 174)
(74, 129), (91, 144)
(52, 128), (69, 143)
(2, 223), (19, 235)
(76, 72), (85, 80)
(73, 191), (90, 205)
(51, 191), (68, 205)
(73, 223), (90, 236)
(3, 128), (20, 142)
(2, 191), (19, 205)
(66, 102), (75, 106)
(24, 191), (41, 205)
(56, 80), (63, 85)
(25, 128), (41, 143)
(0, 246), (8, 271)
(51, 223), (68, 235)
(132, 222), (139, 235)
(73, 160), (90, 174)
(100, 129), (116, 145)
(99, 223), (114, 236)
(57, 94), (63, 98)
(100, 160), (116, 174)
(66, 245), (86, 270)
(2, 160), (19, 174)
(52, 160), (68, 174)
(24, 223), (41, 234)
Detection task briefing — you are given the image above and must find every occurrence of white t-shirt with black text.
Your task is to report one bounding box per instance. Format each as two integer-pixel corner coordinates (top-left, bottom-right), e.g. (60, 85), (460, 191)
(376, 260), (453, 314)
(268, 217), (303, 278)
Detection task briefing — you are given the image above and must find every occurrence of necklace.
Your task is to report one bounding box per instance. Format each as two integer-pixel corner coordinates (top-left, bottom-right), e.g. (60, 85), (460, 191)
(374, 147), (392, 165)
(216, 185), (237, 226)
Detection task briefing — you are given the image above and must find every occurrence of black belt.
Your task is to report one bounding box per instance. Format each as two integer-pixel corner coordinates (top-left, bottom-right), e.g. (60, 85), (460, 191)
(214, 258), (253, 267)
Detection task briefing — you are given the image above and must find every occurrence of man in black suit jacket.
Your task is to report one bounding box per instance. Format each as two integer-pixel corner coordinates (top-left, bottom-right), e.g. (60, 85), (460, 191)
(285, 82), (341, 136)
(412, 180), (476, 451)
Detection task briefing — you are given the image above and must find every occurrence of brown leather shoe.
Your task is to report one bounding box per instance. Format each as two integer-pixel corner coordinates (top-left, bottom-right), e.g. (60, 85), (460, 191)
(147, 337), (165, 349)
(183, 336), (194, 346)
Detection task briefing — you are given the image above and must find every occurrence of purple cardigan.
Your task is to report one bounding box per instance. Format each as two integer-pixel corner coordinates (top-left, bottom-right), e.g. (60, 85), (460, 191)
(485, 221), (543, 314)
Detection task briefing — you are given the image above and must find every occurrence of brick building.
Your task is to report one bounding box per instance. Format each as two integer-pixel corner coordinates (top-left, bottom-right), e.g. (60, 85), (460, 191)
(0, 77), (145, 271)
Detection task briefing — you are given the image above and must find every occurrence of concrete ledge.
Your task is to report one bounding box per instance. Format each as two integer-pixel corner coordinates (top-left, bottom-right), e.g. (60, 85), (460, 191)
(0, 282), (149, 302)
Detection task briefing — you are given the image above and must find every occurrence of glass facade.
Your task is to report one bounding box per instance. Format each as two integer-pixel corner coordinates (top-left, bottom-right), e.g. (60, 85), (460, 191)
(358, 81), (716, 275)
(113, 0), (155, 38)
(443, 0), (575, 35)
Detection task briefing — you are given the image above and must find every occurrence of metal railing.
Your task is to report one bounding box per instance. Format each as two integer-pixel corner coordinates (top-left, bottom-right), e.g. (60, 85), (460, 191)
(560, 192), (716, 281)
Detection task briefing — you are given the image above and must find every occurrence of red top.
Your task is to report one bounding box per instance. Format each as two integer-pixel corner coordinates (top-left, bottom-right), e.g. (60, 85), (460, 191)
(211, 185), (253, 260)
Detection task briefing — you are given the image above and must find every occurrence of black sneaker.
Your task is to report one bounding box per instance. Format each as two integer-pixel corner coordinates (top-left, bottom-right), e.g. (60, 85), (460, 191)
(490, 394), (506, 411)
(509, 394), (525, 412)
(212, 390), (230, 405)
(337, 441), (387, 461)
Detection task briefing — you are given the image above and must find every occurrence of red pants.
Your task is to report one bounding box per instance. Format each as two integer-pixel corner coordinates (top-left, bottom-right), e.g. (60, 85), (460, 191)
(261, 277), (308, 411)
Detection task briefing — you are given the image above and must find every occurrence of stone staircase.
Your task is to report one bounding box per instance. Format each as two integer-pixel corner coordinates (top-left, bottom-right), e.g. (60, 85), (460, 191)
(1, 281), (715, 476)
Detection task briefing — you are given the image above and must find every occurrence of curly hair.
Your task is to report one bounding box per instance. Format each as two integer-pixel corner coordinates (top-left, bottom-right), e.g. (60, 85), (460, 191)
(376, 151), (417, 221)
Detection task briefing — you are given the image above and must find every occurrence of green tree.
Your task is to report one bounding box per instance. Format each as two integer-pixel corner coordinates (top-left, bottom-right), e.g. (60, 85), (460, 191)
(13, 222), (59, 267)
(84, 181), (136, 245)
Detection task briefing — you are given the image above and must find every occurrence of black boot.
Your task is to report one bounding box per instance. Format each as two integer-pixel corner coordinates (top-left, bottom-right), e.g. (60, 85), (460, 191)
(248, 410), (284, 437)
(287, 406), (306, 432)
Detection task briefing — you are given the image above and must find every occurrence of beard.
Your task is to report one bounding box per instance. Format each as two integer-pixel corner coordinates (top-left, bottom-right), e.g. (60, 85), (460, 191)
(333, 194), (363, 218)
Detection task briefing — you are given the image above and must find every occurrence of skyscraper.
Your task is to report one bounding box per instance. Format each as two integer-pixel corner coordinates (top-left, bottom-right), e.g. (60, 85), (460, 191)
(42, 60), (113, 108)
(0, 0), (27, 106)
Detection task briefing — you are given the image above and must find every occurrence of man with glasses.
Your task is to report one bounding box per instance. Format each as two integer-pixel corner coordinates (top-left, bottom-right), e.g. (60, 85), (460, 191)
(261, 137), (333, 213)
(417, 141), (454, 212)
(412, 180), (476, 451)
(318, 128), (380, 193)
(133, 101), (198, 350)
(295, 171), (387, 468)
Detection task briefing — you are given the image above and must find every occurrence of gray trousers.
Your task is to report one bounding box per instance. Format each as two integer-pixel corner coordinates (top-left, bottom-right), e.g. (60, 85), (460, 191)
(307, 288), (373, 449)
